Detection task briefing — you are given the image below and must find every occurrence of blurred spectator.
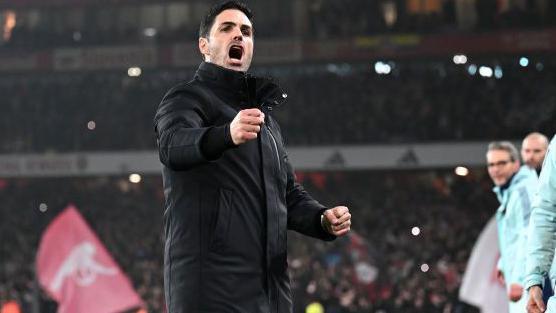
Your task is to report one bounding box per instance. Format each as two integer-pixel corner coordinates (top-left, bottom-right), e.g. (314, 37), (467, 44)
(0, 300), (21, 313)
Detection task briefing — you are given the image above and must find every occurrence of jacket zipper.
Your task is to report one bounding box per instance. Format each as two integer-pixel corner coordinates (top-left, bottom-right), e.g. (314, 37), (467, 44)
(266, 125), (281, 172)
(264, 123), (281, 313)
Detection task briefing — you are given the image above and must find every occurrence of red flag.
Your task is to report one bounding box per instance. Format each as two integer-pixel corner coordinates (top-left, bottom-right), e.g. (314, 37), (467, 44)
(36, 205), (143, 313)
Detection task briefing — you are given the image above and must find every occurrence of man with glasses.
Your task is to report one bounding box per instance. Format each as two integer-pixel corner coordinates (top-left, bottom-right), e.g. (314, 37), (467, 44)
(487, 141), (538, 313)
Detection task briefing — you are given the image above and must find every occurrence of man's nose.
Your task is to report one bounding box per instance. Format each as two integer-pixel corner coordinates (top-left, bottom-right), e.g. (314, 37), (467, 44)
(232, 28), (243, 41)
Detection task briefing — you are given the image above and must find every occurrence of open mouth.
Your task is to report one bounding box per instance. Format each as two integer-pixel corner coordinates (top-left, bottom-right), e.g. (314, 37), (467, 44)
(229, 45), (243, 61)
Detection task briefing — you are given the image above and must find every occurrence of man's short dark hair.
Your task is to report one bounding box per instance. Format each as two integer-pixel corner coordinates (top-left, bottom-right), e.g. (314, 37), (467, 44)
(199, 1), (253, 38)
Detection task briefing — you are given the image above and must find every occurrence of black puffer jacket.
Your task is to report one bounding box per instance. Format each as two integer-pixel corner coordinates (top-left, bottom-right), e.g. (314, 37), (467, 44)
(154, 62), (335, 313)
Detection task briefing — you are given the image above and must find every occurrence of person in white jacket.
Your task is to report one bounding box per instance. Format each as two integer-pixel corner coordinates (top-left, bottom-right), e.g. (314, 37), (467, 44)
(487, 141), (538, 313)
(526, 135), (556, 313)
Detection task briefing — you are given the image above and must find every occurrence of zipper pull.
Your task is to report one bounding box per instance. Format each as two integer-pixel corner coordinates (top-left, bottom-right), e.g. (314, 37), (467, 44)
(262, 93), (288, 113)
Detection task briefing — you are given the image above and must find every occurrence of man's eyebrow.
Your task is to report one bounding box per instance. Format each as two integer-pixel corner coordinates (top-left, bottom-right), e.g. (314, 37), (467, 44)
(218, 21), (252, 30)
(219, 21), (236, 28)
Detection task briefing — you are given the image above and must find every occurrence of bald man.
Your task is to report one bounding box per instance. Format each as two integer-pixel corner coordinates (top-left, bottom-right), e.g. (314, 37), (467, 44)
(521, 132), (549, 174)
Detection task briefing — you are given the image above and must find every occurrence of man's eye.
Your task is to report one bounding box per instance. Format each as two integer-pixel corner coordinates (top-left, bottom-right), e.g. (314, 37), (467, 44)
(242, 29), (251, 36)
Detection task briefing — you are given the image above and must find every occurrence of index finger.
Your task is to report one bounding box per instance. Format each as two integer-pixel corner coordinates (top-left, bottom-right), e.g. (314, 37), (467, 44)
(242, 108), (263, 117)
(333, 213), (351, 225)
(333, 206), (348, 217)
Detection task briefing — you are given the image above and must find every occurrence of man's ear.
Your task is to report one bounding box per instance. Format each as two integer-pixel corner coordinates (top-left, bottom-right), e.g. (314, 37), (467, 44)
(199, 37), (209, 60)
(513, 161), (520, 172)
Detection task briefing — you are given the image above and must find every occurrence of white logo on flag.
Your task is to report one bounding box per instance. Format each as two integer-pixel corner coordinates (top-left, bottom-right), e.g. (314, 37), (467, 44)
(50, 241), (118, 292)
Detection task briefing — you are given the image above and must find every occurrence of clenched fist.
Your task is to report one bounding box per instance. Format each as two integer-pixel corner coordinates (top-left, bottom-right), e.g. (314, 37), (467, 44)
(230, 108), (265, 145)
(322, 206), (351, 236)
(508, 283), (523, 302)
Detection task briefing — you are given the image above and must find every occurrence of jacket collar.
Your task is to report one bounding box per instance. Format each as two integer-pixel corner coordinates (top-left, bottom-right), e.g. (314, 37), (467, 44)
(493, 165), (537, 202)
(498, 172), (516, 192)
(195, 62), (250, 93)
(194, 61), (287, 110)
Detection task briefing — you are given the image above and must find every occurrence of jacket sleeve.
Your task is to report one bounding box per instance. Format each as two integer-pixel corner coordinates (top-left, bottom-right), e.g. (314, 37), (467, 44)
(509, 181), (536, 287)
(264, 116), (335, 241)
(525, 136), (556, 290)
(154, 85), (230, 170)
(283, 153), (336, 241)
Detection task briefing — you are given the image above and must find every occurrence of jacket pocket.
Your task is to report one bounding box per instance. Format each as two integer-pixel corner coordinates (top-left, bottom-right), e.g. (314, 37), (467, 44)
(210, 188), (233, 251)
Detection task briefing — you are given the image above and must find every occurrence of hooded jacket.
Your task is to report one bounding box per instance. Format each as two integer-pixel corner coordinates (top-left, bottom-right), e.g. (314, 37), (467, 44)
(493, 164), (538, 312)
(526, 135), (556, 291)
(154, 62), (335, 313)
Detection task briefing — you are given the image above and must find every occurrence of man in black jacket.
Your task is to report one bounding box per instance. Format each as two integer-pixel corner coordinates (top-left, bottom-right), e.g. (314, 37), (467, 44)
(154, 1), (352, 312)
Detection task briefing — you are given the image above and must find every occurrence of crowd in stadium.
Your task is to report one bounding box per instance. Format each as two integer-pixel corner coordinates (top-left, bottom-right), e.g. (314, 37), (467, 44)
(1, 60), (554, 154)
(2, 0), (555, 49)
(0, 168), (494, 312)
(308, 0), (555, 38)
(288, 170), (493, 313)
(2, 1), (555, 312)
(0, 176), (166, 313)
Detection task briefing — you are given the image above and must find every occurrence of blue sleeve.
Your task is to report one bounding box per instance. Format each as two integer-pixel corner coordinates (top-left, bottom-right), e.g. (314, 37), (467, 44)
(509, 184), (535, 286)
(525, 135), (556, 289)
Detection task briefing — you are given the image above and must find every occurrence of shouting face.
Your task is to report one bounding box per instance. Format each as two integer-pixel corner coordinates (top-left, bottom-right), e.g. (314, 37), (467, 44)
(199, 9), (254, 72)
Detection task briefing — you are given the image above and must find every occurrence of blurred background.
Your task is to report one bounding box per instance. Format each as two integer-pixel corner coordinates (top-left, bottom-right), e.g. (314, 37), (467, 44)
(1, 0), (556, 312)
